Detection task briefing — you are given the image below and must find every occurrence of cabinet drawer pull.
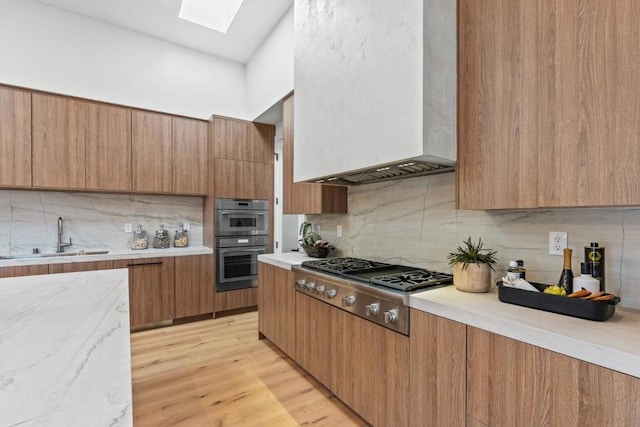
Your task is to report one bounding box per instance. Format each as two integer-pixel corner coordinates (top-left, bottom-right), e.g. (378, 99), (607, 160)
(127, 261), (163, 267)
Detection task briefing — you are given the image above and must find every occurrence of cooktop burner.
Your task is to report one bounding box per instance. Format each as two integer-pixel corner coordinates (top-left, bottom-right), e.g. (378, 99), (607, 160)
(301, 257), (452, 292)
(370, 270), (453, 292)
(301, 257), (391, 274)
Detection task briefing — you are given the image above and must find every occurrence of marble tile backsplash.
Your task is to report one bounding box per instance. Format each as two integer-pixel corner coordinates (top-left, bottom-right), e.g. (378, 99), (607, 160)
(0, 190), (203, 254)
(307, 173), (640, 310)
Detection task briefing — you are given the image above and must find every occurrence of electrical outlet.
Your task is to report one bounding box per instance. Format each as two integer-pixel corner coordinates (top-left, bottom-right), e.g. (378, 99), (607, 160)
(337, 225), (342, 237)
(183, 222), (190, 231)
(124, 223), (132, 233)
(549, 231), (568, 255)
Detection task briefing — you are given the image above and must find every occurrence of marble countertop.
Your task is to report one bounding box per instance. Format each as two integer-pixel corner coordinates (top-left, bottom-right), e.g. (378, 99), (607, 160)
(0, 246), (213, 268)
(258, 251), (317, 270)
(410, 286), (640, 378)
(0, 269), (132, 426)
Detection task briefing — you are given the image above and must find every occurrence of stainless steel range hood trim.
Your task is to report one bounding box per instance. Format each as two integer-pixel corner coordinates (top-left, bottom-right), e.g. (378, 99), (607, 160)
(309, 160), (456, 186)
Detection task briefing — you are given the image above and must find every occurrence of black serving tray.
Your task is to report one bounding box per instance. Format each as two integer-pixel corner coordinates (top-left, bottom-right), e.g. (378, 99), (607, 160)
(497, 281), (621, 321)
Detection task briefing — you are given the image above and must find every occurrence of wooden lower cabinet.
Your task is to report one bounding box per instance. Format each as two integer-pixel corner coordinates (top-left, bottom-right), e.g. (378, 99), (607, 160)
(258, 262), (295, 356)
(174, 255), (213, 318)
(115, 257), (175, 329)
(467, 327), (640, 427)
(48, 261), (114, 274)
(295, 292), (409, 426)
(409, 309), (466, 427)
(214, 287), (257, 313)
(0, 264), (49, 278)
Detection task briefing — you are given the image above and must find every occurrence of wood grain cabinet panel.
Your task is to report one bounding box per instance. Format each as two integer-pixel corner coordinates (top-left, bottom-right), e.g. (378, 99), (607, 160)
(282, 95), (347, 214)
(247, 122), (275, 164)
(458, 0), (640, 209)
(32, 94), (87, 189)
(213, 117), (248, 161)
(0, 264), (49, 278)
(409, 309), (466, 427)
(258, 262), (295, 357)
(48, 261), (114, 274)
(0, 87), (31, 187)
(214, 287), (257, 313)
(237, 161), (272, 200)
(115, 257), (175, 329)
(172, 117), (208, 195)
(174, 254), (214, 318)
(213, 158), (236, 198)
(86, 103), (131, 192)
(467, 327), (640, 427)
(132, 111), (172, 193)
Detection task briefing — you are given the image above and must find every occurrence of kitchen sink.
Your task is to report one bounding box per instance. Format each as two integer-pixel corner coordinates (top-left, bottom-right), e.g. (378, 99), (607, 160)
(0, 250), (109, 260)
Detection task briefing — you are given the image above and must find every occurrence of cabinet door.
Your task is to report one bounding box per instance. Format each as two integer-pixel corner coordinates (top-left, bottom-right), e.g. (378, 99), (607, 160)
(537, 0), (640, 207)
(409, 309), (466, 427)
(0, 87), (31, 187)
(172, 117), (208, 195)
(213, 158), (237, 198)
(467, 327), (640, 426)
(115, 257), (175, 328)
(132, 111), (172, 193)
(237, 161), (272, 200)
(247, 122), (274, 164)
(282, 95), (347, 214)
(457, 0), (539, 209)
(258, 263), (295, 356)
(86, 103), (131, 192)
(213, 287), (257, 312)
(32, 94), (87, 189)
(48, 261), (113, 274)
(213, 117), (248, 161)
(295, 293), (338, 391)
(0, 264), (49, 278)
(335, 309), (409, 427)
(174, 255), (213, 318)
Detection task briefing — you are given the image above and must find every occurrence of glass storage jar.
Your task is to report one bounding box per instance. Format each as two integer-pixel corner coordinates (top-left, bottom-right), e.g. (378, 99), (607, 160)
(174, 224), (189, 248)
(153, 224), (170, 249)
(131, 225), (148, 250)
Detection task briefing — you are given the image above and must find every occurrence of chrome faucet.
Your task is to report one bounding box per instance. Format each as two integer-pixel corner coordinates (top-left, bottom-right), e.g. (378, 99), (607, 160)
(56, 216), (72, 253)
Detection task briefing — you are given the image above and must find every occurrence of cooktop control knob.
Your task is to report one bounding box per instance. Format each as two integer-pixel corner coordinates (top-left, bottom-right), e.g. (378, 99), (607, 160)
(295, 279), (306, 288)
(342, 295), (356, 307)
(314, 285), (326, 294)
(365, 303), (379, 316)
(325, 289), (338, 299)
(383, 309), (398, 324)
(306, 282), (316, 290)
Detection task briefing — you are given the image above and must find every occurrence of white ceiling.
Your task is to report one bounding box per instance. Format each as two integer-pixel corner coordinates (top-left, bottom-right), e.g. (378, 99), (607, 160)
(33, 0), (293, 63)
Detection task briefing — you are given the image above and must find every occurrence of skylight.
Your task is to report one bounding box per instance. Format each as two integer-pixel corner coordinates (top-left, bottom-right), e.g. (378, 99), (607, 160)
(178, 0), (245, 34)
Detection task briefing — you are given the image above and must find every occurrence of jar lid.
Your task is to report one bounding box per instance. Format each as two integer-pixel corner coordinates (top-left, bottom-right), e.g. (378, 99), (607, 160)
(133, 224), (146, 237)
(156, 224), (167, 236)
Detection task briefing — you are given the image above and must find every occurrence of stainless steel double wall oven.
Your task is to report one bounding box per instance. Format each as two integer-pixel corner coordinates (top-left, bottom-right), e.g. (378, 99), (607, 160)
(214, 199), (269, 292)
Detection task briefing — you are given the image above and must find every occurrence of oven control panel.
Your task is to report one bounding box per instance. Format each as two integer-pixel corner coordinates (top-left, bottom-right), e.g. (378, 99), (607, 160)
(294, 273), (409, 335)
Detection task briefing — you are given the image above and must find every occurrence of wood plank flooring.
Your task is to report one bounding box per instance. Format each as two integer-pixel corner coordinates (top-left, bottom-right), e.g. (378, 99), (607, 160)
(130, 311), (367, 426)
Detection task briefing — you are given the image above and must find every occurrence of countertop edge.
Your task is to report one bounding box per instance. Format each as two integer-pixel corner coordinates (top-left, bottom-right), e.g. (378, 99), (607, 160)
(410, 288), (640, 379)
(258, 252), (316, 271)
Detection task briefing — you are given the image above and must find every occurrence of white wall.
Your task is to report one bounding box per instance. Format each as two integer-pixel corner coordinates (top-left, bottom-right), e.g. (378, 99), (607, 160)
(0, 0), (246, 119)
(245, 7), (294, 121)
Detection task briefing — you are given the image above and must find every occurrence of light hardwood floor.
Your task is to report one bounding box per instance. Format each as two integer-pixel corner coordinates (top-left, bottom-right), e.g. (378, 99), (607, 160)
(130, 311), (367, 426)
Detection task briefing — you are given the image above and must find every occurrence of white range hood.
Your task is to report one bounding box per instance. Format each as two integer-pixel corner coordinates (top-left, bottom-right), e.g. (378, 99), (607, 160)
(293, 0), (456, 184)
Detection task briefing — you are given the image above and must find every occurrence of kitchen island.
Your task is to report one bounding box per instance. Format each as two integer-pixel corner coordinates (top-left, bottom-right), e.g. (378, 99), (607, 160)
(0, 269), (132, 426)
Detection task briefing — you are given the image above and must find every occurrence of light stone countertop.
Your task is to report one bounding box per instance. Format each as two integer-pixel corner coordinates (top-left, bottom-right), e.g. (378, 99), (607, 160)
(0, 245), (213, 268)
(410, 286), (640, 378)
(0, 269), (132, 426)
(258, 252), (317, 270)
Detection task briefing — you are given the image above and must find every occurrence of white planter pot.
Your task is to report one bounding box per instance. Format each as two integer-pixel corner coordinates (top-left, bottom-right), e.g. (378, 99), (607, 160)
(453, 263), (492, 293)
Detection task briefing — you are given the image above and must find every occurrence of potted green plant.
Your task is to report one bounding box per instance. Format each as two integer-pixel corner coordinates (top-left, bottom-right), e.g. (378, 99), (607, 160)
(299, 222), (333, 258)
(447, 236), (498, 293)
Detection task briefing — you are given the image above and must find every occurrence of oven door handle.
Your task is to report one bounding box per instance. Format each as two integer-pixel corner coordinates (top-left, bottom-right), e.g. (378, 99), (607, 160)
(219, 248), (267, 254)
(219, 211), (267, 217)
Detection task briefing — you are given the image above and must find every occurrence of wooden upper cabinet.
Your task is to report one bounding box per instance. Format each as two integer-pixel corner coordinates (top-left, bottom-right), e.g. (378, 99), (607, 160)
(237, 161), (272, 200)
(172, 117), (208, 195)
(132, 111), (172, 193)
(283, 95), (347, 214)
(213, 116), (273, 164)
(0, 87), (31, 187)
(32, 94), (87, 189)
(458, 0), (640, 209)
(86, 103), (132, 192)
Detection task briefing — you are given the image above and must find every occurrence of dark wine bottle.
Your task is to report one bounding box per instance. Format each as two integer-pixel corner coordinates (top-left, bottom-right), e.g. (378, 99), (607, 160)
(558, 248), (574, 293)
